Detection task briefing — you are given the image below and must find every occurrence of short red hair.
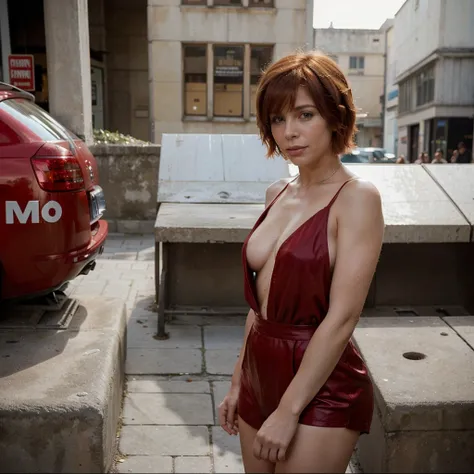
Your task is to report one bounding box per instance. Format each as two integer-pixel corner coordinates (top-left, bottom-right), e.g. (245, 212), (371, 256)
(256, 51), (357, 158)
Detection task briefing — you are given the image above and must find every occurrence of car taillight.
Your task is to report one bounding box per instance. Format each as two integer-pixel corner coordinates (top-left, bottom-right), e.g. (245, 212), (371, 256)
(31, 157), (85, 192)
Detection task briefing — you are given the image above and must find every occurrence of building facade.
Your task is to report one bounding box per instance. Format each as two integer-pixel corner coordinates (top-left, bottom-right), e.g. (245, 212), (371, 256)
(394, 0), (474, 162)
(313, 26), (386, 148)
(148, 0), (311, 143)
(383, 22), (398, 155)
(0, 0), (312, 144)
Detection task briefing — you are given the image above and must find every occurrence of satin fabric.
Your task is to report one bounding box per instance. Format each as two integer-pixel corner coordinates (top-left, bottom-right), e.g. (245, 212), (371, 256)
(238, 179), (374, 433)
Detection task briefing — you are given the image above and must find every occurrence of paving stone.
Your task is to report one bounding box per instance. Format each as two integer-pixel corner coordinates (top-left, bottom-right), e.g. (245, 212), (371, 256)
(120, 425), (210, 456)
(102, 280), (134, 298)
(126, 348), (202, 375)
(116, 455), (173, 473)
(123, 393), (213, 425)
(205, 349), (240, 375)
(212, 381), (233, 426)
(175, 456), (212, 474)
(204, 326), (244, 349)
(127, 378), (210, 394)
(117, 262), (134, 270)
(211, 427), (244, 473)
(127, 320), (202, 349)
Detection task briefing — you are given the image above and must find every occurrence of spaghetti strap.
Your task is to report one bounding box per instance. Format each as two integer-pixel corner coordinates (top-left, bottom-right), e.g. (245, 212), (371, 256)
(327, 177), (358, 208)
(265, 175), (298, 210)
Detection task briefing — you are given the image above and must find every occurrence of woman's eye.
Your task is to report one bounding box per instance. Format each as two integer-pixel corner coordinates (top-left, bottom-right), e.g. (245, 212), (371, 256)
(271, 116), (284, 124)
(301, 112), (313, 120)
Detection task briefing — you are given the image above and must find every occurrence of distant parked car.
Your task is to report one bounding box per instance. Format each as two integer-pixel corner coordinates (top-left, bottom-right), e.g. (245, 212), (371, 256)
(0, 83), (108, 300)
(340, 147), (396, 164)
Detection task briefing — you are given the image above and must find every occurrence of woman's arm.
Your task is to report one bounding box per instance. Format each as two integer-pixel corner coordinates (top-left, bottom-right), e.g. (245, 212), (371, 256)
(279, 180), (384, 416)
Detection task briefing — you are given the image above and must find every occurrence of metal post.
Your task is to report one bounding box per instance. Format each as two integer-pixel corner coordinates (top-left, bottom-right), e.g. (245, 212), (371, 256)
(155, 241), (169, 340)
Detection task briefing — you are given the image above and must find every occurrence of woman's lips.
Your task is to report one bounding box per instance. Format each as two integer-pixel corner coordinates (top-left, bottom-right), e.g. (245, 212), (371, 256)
(286, 146), (307, 157)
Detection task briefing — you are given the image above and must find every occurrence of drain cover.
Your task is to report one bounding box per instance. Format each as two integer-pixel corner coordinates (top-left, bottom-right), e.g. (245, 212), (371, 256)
(0, 294), (78, 331)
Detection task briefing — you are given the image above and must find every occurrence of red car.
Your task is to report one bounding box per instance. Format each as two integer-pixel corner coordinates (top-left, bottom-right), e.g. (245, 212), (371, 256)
(0, 83), (108, 300)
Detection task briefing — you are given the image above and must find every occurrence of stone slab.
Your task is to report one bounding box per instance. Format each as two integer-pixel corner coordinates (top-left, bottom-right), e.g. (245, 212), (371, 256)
(345, 164), (471, 243)
(0, 297), (127, 473)
(120, 425), (210, 456)
(353, 316), (474, 431)
(211, 427), (244, 473)
(127, 377), (210, 393)
(123, 392), (214, 425)
(204, 326), (244, 349)
(205, 349), (240, 375)
(126, 348), (203, 375)
(425, 164), (474, 233)
(116, 455), (173, 473)
(158, 133), (290, 204)
(155, 203), (263, 243)
(175, 456), (213, 473)
(127, 318), (202, 349)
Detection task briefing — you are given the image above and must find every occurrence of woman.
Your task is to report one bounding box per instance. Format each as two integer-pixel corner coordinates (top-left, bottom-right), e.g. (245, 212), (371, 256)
(218, 51), (384, 473)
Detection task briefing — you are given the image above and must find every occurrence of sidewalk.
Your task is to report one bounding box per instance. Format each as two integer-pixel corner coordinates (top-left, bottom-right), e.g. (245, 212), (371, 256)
(68, 234), (359, 474)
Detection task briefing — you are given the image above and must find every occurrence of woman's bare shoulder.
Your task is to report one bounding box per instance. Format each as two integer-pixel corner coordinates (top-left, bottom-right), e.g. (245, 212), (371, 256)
(265, 178), (292, 207)
(338, 178), (383, 221)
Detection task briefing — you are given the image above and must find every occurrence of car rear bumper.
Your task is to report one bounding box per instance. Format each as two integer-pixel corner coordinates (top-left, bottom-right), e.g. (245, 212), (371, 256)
(1, 220), (108, 300)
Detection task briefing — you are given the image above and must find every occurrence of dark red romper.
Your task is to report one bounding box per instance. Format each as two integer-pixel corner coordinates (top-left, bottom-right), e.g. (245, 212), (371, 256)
(238, 178), (374, 434)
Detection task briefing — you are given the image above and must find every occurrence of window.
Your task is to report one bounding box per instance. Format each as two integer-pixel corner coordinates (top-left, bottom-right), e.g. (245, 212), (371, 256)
(214, 45), (244, 117)
(183, 43), (274, 119)
(183, 45), (207, 116)
(182, 0), (207, 4)
(349, 56), (365, 71)
(415, 66), (435, 106)
(250, 45), (273, 115)
(249, 0), (274, 6)
(399, 79), (413, 114)
(213, 0), (242, 5)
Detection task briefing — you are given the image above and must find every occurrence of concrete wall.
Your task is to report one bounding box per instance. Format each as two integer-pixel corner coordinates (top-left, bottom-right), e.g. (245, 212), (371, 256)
(89, 144), (160, 233)
(105, 0), (149, 141)
(384, 26), (399, 153)
(148, 0), (307, 143)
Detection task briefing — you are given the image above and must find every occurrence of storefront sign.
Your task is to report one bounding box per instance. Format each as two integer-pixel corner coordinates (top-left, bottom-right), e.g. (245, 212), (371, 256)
(8, 54), (35, 91)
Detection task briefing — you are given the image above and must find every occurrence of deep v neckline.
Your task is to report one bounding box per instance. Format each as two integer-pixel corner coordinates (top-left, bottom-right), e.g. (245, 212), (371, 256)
(243, 177), (331, 317)
(243, 176), (357, 318)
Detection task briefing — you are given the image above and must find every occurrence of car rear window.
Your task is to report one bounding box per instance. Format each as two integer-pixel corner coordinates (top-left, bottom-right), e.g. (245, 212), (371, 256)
(0, 98), (76, 143)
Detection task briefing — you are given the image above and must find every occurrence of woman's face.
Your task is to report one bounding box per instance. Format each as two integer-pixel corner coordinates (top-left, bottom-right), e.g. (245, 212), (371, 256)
(270, 86), (334, 167)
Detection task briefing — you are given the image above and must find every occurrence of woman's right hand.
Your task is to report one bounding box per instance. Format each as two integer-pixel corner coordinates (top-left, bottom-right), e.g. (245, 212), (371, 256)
(218, 384), (240, 435)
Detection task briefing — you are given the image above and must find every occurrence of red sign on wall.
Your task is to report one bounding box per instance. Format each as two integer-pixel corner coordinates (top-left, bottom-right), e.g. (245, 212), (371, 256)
(8, 54), (35, 91)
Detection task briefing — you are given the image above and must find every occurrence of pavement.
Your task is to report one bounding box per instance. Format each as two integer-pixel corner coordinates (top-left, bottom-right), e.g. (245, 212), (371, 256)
(67, 233), (360, 474)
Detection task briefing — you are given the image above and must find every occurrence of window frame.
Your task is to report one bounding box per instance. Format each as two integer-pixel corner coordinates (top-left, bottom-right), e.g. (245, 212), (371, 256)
(182, 43), (209, 117)
(182, 42), (274, 122)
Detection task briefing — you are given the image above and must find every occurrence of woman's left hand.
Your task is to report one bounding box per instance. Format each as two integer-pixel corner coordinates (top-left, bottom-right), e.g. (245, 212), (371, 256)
(252, 407), (299, 463)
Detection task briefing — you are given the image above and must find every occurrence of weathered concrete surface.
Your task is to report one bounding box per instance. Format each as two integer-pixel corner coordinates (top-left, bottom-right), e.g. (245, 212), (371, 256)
(425, 164), (474, 239)
(89, 144), (160, 232)
(0, 297), (126, 473)
(155, 203), (263, 243)
(345, 164), (471, 243)
(353, 316), (474, 473)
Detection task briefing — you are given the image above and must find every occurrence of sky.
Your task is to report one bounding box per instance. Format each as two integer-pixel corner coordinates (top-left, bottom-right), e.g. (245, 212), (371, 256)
(313, 0), (406, 29)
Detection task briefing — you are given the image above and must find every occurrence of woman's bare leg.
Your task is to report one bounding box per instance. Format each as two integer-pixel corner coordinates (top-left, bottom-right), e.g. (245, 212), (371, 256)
(275, 425), (359, 474)
(238, 416), (275, 473)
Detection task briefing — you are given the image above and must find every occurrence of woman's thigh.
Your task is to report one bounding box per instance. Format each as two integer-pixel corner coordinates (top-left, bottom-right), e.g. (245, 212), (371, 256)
(275, 424), (359, 474)
(238, 416), (275, 474)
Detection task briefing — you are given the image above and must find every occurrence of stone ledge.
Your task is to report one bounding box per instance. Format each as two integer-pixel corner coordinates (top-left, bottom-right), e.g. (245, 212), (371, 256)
(0, 297), (127, 473)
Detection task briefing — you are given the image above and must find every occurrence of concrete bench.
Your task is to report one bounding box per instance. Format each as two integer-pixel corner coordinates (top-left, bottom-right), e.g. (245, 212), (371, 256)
(354, 311), (474, 473)
(154, 133), (291, 338)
